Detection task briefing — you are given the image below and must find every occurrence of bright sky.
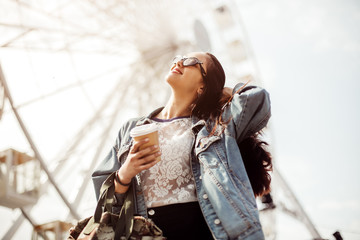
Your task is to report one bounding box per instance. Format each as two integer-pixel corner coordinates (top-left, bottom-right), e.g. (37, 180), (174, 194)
(239, 0), (360, 239)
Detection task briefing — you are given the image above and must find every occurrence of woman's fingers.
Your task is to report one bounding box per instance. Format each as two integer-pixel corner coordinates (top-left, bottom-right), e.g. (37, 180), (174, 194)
(133, 145), (158, 159)
(124, 140), (161, 175)
(137, 151), (161, 165)
(138, 152), (161, 170)
(119, 144), (161, 183)
(139, 157), (160, 171)
(130, 138), (149, 153)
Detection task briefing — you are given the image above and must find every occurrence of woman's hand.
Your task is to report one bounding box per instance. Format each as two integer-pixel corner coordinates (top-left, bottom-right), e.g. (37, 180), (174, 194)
(115, 138), (161, 193)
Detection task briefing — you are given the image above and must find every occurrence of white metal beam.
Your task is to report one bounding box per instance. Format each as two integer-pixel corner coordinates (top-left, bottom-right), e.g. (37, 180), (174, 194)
(0, 63), (80, 219)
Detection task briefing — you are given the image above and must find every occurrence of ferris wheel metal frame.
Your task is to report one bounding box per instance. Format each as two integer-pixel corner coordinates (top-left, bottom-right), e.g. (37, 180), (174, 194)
(0, 0), (327, 239)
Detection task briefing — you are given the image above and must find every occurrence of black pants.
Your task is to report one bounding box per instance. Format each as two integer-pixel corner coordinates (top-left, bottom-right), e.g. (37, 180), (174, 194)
(148, 202), (213, 240)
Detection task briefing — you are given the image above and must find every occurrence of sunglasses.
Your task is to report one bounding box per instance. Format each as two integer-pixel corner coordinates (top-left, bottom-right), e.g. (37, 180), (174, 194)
(172, 55), (207, 77)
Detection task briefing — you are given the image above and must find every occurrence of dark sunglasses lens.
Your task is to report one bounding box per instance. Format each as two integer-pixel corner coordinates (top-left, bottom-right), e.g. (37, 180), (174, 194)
(183, 58), (198, 66)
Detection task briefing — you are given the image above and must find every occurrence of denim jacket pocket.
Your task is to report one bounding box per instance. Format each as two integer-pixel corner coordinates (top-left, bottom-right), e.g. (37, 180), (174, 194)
(195, 135), (221, 155)
(195, 135), (223, 169)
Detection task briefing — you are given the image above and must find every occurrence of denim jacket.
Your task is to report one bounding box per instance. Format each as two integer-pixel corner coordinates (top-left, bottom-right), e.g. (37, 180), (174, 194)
(92, 83), (271, 240)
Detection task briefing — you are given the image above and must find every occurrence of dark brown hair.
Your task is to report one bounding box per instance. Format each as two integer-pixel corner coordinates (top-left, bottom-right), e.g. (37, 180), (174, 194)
(191, 53), (225, 120)
(191, 52), (272, 197)
(238, 133), (272, 197)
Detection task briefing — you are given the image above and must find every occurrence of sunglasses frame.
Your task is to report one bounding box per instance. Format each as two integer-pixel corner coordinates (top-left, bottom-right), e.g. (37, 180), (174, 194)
(172, 55), (207, 77)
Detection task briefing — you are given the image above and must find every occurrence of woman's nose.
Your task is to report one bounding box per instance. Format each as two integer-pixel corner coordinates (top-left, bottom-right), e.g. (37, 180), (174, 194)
(175, 59), (183, 67)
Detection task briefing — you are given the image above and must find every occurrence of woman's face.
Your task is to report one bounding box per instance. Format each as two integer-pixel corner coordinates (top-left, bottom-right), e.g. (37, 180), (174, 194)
(165, 52), (210, 99)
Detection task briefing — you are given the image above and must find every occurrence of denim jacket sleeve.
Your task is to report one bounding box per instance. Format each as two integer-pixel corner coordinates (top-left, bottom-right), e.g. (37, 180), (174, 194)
(92, 118), (139, 207)
(226, 83), (271, 142)
(91, 139), (122, 200)
(91, 125), (126, 204)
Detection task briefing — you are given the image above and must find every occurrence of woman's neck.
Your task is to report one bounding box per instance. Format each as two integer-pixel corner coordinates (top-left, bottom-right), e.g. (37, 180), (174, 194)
(156, 94), (194, 119)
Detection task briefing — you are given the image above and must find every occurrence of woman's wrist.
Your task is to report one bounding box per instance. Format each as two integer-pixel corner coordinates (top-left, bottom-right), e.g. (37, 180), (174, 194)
(115, 170), (132, 186)
(116, 169), (132, 186)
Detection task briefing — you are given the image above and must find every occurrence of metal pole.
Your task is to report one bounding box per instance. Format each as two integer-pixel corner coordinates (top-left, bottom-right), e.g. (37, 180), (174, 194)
(1, 66), (133, 239)
(0, 63), (80, 219)
(274, 166), (323, 239)
(0, 79), (5, 120)
(69, 69), (138, 211)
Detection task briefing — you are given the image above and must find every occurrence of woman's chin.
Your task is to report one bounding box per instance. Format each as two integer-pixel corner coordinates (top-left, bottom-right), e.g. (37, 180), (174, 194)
(165, 74), (176, 85)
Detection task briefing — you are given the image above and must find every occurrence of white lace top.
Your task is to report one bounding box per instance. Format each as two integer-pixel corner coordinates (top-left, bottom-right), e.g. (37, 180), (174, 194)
(139, 117), (197, 208)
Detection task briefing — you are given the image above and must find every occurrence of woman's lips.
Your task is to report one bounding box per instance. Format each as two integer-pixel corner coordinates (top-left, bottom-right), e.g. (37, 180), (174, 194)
(171, 68), (182, 74)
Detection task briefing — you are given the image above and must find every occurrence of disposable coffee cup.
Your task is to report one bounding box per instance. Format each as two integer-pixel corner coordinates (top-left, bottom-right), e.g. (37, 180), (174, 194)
(130, 124), (160, 161)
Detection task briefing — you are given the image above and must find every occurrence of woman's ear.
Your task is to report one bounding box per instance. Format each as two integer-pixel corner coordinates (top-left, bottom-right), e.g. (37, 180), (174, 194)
(197, 87), (204, 95)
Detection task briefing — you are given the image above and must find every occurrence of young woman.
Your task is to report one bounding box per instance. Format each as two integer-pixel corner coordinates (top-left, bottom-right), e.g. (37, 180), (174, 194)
(92, 52), (272, 240)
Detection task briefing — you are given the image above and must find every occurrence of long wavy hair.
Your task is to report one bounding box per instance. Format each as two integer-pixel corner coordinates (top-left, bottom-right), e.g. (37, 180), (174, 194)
(191, 53), (272, 197)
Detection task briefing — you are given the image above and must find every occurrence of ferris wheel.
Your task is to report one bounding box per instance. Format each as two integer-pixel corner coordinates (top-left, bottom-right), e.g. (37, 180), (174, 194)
(0, 0), (326, 239)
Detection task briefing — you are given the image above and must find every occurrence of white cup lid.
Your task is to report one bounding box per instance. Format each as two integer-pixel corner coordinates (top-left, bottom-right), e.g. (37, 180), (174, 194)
(130, 124), (158, 137)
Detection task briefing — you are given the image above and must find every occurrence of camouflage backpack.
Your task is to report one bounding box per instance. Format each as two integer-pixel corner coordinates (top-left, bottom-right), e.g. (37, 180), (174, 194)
(67, 172), (166, 240)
